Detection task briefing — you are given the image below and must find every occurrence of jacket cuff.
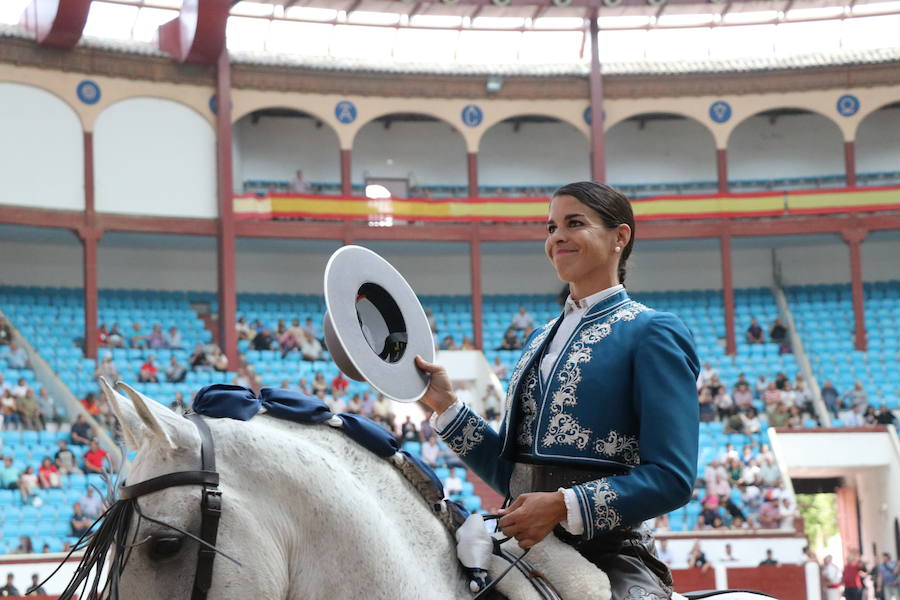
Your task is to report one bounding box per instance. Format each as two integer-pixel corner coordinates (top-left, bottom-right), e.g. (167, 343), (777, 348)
(571, 478), (622, 540)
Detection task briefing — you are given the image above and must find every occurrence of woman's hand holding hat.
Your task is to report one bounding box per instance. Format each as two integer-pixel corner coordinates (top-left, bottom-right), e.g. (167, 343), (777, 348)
(414, 355), (456, 415)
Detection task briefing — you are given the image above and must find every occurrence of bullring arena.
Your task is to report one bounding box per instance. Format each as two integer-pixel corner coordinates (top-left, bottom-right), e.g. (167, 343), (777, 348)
(0, 0), (899, 598)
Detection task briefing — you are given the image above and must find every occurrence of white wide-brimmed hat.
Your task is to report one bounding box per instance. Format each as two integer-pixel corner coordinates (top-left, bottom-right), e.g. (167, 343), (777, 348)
(323, 245), (434, 403)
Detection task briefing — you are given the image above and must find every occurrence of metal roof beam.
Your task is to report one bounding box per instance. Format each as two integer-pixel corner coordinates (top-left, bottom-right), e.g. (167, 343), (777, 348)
(19, 0), (92, 49)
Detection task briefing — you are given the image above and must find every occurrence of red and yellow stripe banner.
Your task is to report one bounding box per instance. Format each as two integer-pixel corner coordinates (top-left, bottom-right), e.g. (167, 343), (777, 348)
(234, 186), (900, 223)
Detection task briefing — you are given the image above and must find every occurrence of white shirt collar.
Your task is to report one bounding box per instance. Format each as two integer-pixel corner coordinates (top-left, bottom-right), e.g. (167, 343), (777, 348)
(564, 284), (624, 314)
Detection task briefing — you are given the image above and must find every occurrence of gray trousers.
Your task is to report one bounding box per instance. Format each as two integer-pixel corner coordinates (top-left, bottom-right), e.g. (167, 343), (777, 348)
(510, 463), (673, 600)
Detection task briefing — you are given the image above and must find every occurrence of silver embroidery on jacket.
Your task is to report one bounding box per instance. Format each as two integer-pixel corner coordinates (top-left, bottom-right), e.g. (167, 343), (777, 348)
(516, 366), (539, 449)
(541, 302), (650, 450)
(504, 320), (556, 420)
(625, 586), (665, 600)
(584, 478), (622, 533)
(595, 430), (641, 466)
(448, 416), (485, 457)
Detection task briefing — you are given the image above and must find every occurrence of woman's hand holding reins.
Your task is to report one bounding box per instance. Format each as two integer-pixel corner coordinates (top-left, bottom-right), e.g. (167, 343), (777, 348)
(498, 492), (568, 550)
(414, 355), (457, 415)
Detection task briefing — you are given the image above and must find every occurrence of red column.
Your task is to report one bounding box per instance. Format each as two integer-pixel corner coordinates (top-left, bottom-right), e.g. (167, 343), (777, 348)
(844, 141), (857, 187)
(81, 131), (99, 360)
(717, 149), (729, 194)
(842, 228), (868, 351)
(215, 47), (238, 366)
(467, 152), (479, 198)
(470, 228), (484, 350)
(80, 231), (100, 361)
(721, 231), (736, 355)
(341, 150), (352, 196)
(588, 11), (606, 183)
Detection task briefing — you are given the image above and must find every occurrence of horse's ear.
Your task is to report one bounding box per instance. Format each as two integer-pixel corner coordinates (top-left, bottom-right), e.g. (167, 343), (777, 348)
(115, 381), (198, 451)
(99, 377), (140, 451)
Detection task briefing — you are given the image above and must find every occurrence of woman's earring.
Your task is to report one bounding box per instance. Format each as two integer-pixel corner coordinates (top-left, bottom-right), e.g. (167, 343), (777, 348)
(614, 246), (621, 253)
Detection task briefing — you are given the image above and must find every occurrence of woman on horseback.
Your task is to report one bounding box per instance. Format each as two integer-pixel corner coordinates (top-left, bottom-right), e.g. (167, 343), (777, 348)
(417, 181), (700, 600)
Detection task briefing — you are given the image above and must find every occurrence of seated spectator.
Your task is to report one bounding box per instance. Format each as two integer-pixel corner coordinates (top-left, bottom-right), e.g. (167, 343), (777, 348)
(280, 318), (305, 357)
(510, 306), (533, 331)
(70, 414), (93, 445)
(82, 392), (100, 417)
(55, 441), (82, 475)
(420, 411), (435, 443)
(490, 356), (508, 380)
(171, 391), (186, 415)
(18, 465), (38, 503)
(345, 394), (361, 414)
(165, 326), (183, 350)
(70, 502), (92, 537)
(715, 386), (734, 420)
(741, 459), (761, 486)
(740, 407), (762, 436)
(758, 494), (782, 528)
(421, 437), (440, 468)
(460, 336), (476, 350)
(863, 405), (878, 426)
(11, 536), (33, 555)
(2, 341), (29, 369)
(733, 381), (754, 411)
(698, 388), (716, 422)
(763, 382), (781, 408)
(290, 169), (311, 193)
(18, 389), (42, 431)
(786, 405), (804, 429)
(780, 380), (797, 408)
(108, 322), (125, 348)
(312, 371), (329, 395)
(275, 318), (287, 336)
(331, 372), (349, 398)
(774, 372), (788, 390)
(38, 457), (61, 488)
(94, 354), (120, 383)
(11, 377), (29, 400)
(252, 328), (275, 351)
(746, 318), (764, 344)
(767, 402), (790, 428)
(302, 317), (320, 343)
(297, 378), (312, 396)
(79, 486), (103, 520)
(444, 470), (463, 497)
(876, 403), (897, 426)
(794, 380), (815, 416)
(138, 355), (159, 383)
(441, 335), (459, 351)
(147, 324), (166, 350)
(687, 541), (710, 570)
(373, 394), (393, 430)
(0, 456), (18, 490)
(842, 380), (868, 411)
(820, 380), (840, 417)
(165, 356), (187, 383)
(97, 324), (110, 348)
(236, 316), (254, 341)
(299, 331), (323, 361)
(759, 549), (779, 566)
(37, 387), (63, 426)
(698, 362), (718, 388)
(210, 346), (228, 372)
(656, 540), (674, 565)
(400, 416), (418, 443)
(129, 322), (147, 349)
(359, 392), (375, 417)
(755, 374), (769, 399)
(84, 440), (108, 474)
(189, 343), (212, 371)
(26, 573), (46, 595)
(0, 389), (19, 429)
(498, 328), (520, 351)
(769, 318), (788, 345)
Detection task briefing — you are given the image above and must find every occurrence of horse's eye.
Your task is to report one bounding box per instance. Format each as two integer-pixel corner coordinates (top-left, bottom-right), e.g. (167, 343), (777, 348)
(148, 535), (184, 561)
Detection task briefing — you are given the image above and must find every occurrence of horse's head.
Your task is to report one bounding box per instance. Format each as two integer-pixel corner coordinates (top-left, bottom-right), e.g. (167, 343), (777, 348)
(88, 379), (290, 600)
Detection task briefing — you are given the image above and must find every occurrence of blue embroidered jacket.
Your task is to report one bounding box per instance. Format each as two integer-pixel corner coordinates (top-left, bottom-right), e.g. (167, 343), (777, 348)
(437, 290), (700, 540)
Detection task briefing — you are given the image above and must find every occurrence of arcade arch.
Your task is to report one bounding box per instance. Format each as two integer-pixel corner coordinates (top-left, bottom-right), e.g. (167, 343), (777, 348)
(478, 115), (589, 194)
(232, 107), (341, 193)
(352, 113), (467, 196)
(727, 108), (845, 187)
(855, 101), (900, 182)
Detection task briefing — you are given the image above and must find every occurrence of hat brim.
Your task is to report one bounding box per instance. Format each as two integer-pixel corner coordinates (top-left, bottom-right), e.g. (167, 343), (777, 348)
(323, 245), (434, 403)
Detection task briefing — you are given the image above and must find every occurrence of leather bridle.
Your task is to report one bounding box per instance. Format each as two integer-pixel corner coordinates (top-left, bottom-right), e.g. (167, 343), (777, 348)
(119, 413), (222, 600)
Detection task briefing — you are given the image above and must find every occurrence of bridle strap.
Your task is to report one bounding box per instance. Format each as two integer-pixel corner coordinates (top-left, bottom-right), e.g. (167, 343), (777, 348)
(185, 413), (221, 600)
(119, 471), (219, 500)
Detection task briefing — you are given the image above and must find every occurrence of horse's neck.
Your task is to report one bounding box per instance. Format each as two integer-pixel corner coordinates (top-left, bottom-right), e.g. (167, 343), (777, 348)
(218, 416), (470, 600)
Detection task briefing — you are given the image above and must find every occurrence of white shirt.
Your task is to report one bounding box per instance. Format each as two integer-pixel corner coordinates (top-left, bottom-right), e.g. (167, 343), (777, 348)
(434, 284), (624, 536)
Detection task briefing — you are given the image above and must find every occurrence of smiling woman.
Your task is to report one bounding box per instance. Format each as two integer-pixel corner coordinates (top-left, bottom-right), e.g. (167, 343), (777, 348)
(416, 181), (701, 599)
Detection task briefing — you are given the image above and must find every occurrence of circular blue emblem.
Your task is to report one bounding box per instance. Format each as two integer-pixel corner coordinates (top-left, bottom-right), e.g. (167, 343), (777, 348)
(208, 94), (217, 115)
(709, 101), (732, 124)
(335, 101), (357, 124)
(76, 80), (101, 105)
(584, 107), (592, 125)
(461, 104), (483, 128)
(836, 94), (860, 117)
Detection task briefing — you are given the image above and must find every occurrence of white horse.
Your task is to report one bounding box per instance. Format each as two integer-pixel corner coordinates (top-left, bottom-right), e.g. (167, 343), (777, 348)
(97, 380), (611, 600)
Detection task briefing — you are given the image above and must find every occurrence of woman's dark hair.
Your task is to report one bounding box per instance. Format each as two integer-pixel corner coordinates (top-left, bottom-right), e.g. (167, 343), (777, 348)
(552, 181), (636, 284)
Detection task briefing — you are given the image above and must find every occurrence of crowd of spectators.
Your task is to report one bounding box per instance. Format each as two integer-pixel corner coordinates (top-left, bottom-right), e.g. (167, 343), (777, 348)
(0, 375), (65, 431)
(746, 316), (791, 353)
(97, 322), (184, 351)
(238, 316), (324, 361)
